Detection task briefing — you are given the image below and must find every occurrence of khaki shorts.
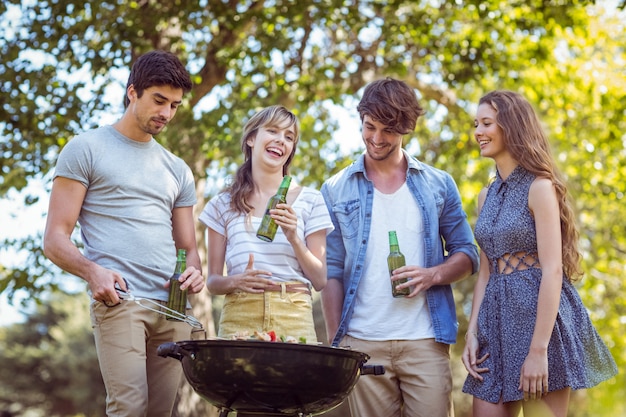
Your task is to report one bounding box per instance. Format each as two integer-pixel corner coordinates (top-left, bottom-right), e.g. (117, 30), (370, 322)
(218, 286), (317, 343)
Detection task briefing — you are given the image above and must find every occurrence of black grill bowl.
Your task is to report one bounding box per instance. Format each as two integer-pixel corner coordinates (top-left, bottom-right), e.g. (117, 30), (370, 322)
(158, 339), (375, 416)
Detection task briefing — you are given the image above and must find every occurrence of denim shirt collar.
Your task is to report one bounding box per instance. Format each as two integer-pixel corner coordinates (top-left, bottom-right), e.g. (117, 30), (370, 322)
(346, 149), (425, 180)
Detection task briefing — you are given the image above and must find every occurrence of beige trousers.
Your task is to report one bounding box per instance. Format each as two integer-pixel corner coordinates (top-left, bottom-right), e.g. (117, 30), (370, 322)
(340, 335), (454, 417)
(90, 299), (191, 417)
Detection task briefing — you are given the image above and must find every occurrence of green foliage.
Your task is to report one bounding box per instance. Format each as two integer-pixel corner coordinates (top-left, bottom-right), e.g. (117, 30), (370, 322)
(1, 1), (624, 416)
(0, 291), (105, 417)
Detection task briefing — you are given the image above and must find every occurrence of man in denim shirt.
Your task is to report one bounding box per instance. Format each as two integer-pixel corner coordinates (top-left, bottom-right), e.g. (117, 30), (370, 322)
(321, 78), (479, 417)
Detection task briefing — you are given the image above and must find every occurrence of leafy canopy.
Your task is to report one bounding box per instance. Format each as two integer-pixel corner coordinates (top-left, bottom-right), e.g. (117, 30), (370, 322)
(1, 1), (624, 415)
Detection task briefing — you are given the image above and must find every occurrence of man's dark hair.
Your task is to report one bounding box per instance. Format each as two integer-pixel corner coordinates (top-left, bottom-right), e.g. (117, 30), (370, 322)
(357, 78), (426, 135)
(124, 50), (193, 107)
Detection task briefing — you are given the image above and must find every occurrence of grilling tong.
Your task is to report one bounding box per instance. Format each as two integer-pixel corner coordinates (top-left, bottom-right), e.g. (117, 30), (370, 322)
(113, 279), (204, 330)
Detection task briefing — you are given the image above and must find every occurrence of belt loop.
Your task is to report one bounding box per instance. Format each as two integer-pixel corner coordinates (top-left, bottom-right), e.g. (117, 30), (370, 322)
(280, 282), (286, 298)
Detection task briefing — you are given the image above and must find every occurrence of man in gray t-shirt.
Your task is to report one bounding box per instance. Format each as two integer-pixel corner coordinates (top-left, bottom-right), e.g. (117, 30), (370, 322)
(43, 50), (205, 417)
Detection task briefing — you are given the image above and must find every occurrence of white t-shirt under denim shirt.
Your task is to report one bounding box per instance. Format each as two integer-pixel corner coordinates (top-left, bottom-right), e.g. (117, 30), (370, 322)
(199, 187), (334, 286)
(347, 183), (434, 340)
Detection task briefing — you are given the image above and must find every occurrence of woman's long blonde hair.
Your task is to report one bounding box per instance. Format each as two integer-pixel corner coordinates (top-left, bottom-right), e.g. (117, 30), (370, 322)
(480, 90), (583, 281)
(225, 105), (300, 215)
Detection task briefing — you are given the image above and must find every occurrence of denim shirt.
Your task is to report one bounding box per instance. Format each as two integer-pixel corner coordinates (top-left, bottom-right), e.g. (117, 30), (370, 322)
(321, 150), (479, 347)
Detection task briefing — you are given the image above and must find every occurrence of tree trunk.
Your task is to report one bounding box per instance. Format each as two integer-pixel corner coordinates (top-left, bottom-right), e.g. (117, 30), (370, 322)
(173, 181), (220, 416)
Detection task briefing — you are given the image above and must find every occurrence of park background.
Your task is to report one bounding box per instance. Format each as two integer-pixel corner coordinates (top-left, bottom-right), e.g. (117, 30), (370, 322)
(0, 0), (624, 416)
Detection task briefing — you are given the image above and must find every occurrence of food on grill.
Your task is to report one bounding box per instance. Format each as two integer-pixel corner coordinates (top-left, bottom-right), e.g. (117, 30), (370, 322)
(229, 330), (306, 344)
(254, 330), (276, 342)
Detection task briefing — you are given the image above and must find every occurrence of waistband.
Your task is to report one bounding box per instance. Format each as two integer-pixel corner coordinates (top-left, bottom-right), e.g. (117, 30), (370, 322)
(264, 282), (311, 296)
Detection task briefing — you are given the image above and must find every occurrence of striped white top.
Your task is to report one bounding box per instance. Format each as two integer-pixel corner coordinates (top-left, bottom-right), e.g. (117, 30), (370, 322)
(199, 187), (334, 285)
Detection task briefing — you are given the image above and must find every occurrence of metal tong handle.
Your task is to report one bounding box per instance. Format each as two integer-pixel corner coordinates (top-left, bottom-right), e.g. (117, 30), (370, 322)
(115, 280), (205, 330)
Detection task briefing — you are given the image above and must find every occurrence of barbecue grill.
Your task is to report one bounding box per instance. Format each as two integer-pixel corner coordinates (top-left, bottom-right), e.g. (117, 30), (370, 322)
(158, 339), (384, 416)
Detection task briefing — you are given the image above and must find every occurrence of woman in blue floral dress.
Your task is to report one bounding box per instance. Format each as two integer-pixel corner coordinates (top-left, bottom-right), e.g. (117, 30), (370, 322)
(461, 91), (617, 417)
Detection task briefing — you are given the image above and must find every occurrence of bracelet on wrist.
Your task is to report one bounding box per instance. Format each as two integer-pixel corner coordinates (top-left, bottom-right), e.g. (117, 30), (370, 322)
(464, 331), (478, 340)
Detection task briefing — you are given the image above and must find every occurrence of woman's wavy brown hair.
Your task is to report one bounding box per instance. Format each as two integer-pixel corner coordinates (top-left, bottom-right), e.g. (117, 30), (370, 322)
(225, 105), (299, 215)
(480, 90), (583, 281)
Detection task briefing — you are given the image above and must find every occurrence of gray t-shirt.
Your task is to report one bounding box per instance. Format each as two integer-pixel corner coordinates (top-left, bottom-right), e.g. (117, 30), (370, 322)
(53, 125), (197, 301)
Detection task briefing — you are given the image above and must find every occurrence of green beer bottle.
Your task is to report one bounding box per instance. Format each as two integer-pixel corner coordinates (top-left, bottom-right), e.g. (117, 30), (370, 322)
(256, 175), (292, 242)
(388, 231), (410, 297)
(166, 249), (187, 320)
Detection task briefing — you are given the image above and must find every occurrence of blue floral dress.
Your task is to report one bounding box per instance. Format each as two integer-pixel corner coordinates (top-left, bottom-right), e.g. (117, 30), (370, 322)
(462, 166), (617, 403)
